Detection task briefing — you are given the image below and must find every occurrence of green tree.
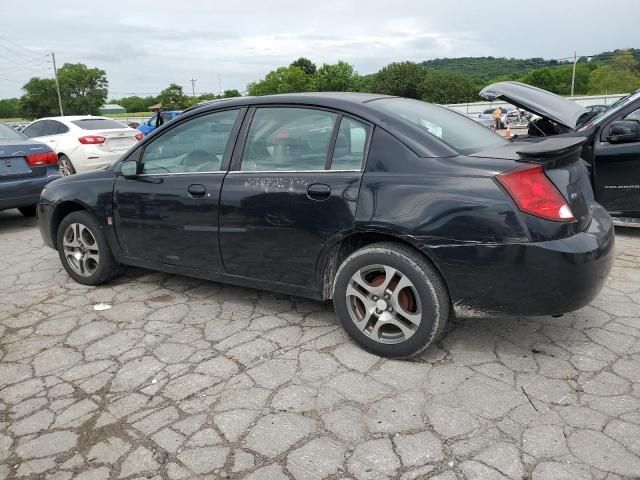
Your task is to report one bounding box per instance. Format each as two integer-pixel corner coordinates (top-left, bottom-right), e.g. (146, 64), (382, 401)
(588, 51), (640, 94)
(57, 63), (108, 115)
(419, 70), (478, 104)
(222, 89), (241, 98)
(370, 61), (426, 99)
(290, 57), (317, 76)
(247, 66), (312, 96)
(113, 96), (150, 113)
(156, 83), (190, 109)
(313, 61), (361, 91)
(0, 98), (20, 118)
(19, 77), (59, 118)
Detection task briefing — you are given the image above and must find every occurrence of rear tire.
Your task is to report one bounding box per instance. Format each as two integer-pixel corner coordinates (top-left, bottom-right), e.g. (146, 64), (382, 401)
(18, 206), (37, 217)
(56, 210), (122, 285)
(332, 242), (449, 358)
(59, 155), (75, 176)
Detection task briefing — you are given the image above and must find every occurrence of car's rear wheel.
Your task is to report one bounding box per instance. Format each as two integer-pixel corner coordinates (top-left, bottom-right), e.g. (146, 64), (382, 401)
(59, 155), (75, 176)
(56, 210), (121, 285)
(332, 242), (449, 358)
(18, 206), (37, 217)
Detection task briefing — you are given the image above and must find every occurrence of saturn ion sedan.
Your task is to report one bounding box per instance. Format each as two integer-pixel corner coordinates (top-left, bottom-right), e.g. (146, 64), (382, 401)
(37, 93), (615, 357)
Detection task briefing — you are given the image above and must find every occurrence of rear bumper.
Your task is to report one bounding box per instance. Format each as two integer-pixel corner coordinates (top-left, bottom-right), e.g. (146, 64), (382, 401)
(69, 149), (125, 173)
(429, 204), (615, 317)
(0, 166), (61, 211)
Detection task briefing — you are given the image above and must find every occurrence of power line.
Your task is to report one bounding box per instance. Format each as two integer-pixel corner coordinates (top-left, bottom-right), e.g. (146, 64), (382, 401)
(0, 35), (48, 61)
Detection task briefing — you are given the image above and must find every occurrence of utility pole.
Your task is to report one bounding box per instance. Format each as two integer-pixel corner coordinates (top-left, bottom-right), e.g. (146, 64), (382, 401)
(570, 50), (577, 97)
(190, 78), (196, 96)
(217, 73), (222, 96)
(51, 52), (64, 116)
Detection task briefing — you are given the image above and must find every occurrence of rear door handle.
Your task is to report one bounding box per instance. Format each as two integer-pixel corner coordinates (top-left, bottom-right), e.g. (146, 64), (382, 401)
(307, 183), (331, 201)
(188, 184), (206, 198)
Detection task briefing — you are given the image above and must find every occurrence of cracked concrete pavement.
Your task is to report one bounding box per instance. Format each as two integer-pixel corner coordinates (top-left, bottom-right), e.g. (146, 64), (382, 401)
(0, 209), (639, 480)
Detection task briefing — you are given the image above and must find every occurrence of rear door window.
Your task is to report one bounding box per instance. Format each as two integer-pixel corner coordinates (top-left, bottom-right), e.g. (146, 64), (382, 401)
(241, 107), (337, 171)
(331, 117), (368, 170)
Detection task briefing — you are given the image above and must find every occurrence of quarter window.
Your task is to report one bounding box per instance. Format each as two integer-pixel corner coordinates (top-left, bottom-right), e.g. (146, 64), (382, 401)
(241, 108), (337, 171)
(331, 117), (368, 170)
(140, 109), (239, 174)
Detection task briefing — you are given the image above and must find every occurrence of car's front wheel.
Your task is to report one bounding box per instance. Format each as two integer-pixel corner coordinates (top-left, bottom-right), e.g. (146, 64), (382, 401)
(56, 210), (121, 285)
(332, 242), (449, 358)
(58, 155), (75, 176)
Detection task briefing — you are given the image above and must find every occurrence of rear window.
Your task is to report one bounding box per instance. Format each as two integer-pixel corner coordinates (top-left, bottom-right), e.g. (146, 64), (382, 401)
(71, 118), (127, 130)
(373, 98), (505, 155)
(0, 122), (24, 141)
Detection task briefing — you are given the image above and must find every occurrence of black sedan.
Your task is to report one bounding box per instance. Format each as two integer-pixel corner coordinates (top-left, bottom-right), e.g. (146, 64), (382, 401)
(1, 121), (61, 217)
(38, 93), (614, 357)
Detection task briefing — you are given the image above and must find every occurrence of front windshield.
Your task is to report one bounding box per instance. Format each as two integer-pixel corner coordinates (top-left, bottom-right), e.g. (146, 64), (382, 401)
(0, 122), (25, 141)
(373, 98), (505, 155)
(589, 90), (640, 126)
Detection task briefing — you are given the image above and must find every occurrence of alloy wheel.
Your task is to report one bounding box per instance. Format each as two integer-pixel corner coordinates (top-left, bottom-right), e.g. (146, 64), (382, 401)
(62, 223), (100, 277)
(59, 158), (73, 176)
(345, 264), (422, 344)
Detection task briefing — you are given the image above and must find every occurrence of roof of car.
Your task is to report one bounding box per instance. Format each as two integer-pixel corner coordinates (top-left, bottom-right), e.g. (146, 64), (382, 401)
(187, 92), (395, 113)
(33, 116), (114, 122)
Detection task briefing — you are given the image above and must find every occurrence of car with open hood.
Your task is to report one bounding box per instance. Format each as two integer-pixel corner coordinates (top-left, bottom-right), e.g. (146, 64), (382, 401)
(481, 81), (640, 226)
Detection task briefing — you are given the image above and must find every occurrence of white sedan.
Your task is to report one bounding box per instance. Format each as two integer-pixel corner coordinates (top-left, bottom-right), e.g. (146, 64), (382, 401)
(21, 116), (143, 176)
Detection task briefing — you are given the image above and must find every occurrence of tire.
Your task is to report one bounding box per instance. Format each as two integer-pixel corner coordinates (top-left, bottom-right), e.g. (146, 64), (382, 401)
(332, 242), (449, 358)
(18, 206), (37, 217)
(56, 210), (122, 285)
(59, 155), (76, 176)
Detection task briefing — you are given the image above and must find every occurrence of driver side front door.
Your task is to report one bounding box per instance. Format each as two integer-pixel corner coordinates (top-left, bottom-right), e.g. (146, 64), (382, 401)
(114, 108), (243, 271)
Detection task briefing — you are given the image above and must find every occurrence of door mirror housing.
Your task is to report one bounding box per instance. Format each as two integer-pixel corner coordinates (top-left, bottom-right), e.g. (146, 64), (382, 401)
(120, 160), (139, 177)
(607, 120), (640, 144)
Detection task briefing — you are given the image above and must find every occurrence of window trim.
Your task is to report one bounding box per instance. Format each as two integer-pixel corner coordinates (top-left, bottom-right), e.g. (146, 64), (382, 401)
(135, 107), (246, 176)
(231, 104), (372, 173)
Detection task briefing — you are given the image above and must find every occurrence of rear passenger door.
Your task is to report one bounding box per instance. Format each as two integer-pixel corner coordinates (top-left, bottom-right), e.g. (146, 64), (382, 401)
(219, 106), (370, 289)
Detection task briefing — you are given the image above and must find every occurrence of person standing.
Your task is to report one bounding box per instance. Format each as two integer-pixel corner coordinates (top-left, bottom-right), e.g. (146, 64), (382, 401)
(493, 107), (502, 131)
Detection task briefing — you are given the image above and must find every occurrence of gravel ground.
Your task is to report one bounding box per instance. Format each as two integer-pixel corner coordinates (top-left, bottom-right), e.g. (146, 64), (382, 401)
(0, 209), (639, 480)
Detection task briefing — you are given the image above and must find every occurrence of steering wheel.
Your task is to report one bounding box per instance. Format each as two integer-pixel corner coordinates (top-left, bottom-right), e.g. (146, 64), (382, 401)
(182, 150), (212, 172)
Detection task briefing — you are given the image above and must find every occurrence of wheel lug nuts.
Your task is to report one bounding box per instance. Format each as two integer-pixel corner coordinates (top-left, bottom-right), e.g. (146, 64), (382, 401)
(388, 306), (393, 312)
(372, 296), (378, 301)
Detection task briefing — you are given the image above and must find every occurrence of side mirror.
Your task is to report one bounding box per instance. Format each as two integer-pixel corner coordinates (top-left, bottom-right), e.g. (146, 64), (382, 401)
(120, 160), (138, 177)
(607, 120), (640, 144)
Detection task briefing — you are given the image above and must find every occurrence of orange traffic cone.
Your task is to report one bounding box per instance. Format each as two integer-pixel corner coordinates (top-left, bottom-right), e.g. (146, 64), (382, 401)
(505, 126), (511, 139)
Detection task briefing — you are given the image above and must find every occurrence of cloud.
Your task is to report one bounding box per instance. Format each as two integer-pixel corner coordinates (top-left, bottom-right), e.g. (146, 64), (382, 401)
(0, 0), (638, 98)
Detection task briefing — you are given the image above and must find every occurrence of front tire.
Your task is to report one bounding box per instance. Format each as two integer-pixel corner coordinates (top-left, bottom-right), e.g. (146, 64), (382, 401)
(332, 242), (449, 358)
(56, 210), (121, 285)
(59, 155), (76, 176)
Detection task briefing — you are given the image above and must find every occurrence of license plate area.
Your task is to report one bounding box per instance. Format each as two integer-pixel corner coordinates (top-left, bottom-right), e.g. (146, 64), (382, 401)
(0, 157), (31, 176)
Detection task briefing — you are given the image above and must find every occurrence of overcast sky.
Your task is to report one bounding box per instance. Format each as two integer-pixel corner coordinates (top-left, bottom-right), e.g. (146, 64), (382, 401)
(0, 0), (638, 99)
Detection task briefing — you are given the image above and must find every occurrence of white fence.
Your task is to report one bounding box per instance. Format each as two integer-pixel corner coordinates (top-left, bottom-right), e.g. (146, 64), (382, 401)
(447, 94), (627, 116)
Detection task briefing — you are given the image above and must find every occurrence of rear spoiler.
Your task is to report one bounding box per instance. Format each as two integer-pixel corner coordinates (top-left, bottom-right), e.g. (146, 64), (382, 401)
(515, 137), (586, 159)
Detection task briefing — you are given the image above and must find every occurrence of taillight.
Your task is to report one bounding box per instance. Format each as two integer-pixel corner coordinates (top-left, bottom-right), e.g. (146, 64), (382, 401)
(26, 151), (58, 167)
(134, 132), (144, 141)
(496, 164), (575, 222)
(78, 135), (106, 144)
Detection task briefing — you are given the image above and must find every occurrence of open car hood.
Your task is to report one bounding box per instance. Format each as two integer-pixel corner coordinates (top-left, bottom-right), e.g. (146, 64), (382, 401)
(480, 81), (588, 130)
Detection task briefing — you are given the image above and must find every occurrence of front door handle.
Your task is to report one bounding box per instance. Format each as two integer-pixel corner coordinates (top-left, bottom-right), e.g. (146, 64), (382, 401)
(307, 183), (331, 201)
(188, 184), (206, 198)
